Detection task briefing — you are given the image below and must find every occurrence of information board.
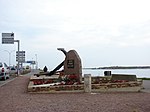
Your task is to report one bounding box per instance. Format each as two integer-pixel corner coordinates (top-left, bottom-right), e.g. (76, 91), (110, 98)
(2, 33), (14, 44)
(16, 51), (25, 62)
(67, 60), (74, 68)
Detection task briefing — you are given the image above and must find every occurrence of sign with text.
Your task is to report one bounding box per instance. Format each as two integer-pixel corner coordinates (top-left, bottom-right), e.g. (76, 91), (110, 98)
(16, 51), (25, 62)
(26, 61), (36, 64)
(67, 60), (74, 68)
(2, 33), (14, 44)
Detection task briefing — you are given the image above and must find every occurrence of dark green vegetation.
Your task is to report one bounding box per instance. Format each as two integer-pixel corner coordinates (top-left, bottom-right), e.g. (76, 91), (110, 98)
(138, 78), (150, 80)
(84, 66), (150, 69)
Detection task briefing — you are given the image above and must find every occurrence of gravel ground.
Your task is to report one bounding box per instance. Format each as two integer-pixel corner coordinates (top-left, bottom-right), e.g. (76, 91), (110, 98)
(0, 75), (150, 112)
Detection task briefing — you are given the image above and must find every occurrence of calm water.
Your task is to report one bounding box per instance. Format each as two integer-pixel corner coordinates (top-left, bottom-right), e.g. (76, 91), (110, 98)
(83, 69), (150, 78)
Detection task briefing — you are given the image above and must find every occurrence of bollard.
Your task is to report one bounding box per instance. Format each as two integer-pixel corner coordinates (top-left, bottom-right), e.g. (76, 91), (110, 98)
(84, 74), (91, 93)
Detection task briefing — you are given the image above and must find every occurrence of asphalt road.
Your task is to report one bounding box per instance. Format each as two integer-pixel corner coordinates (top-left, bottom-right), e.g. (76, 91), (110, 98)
(0, 75), (16, 87)
(0, 69), (39, 87)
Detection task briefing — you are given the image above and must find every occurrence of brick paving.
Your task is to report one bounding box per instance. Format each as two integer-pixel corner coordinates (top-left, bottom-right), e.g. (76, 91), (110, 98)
(0, 75), (150, 112)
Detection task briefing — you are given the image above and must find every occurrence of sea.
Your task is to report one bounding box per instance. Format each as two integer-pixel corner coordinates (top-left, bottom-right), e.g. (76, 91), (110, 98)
(82, 69), (150, 78)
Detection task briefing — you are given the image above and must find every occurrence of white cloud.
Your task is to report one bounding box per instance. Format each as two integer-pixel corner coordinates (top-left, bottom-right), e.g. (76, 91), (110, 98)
(1, 0), (150, 67)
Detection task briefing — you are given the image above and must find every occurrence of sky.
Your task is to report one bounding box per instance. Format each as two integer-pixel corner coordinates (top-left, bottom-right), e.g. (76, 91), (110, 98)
(0, 0), (150, 69)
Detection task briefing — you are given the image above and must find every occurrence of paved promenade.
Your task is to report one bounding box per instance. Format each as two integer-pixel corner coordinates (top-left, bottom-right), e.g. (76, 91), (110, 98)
(0, 72), (150, 112)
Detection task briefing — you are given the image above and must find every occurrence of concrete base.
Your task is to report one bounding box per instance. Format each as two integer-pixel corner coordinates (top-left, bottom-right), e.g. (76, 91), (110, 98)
(28, 75), (142, 93)
(28, 82), (142, 93)
(92, 87), (142, 92)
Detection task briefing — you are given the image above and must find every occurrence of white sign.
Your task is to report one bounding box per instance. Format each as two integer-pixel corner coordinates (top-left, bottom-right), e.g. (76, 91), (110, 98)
(2, 33), (14, 44)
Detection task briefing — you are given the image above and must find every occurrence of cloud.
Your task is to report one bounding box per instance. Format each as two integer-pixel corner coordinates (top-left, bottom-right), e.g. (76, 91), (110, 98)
(1, 0), (150, 67)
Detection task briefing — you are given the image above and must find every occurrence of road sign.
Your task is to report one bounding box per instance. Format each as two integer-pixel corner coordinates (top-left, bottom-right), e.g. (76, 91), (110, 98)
(16, 57), (25, 62)
(2, 33), (14, 44)
(16, 51), (25, 56)
(16, 51), (25, 62)
(26, 61), (36, 64)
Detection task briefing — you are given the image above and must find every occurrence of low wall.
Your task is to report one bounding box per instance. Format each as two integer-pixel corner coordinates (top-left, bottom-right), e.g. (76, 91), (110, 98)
(28, 76), (143, 93)
(111, 74), (137, 81)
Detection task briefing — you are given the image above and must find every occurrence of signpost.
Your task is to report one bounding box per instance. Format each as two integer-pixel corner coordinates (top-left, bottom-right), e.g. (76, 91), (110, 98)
(2, 32), (21, 75)
(16, 51), (25, 62)
(16, 51), (25, 69)
(26, 61), (36, 64)
(2, 33), (14, 44)
(26, 61), (36, 70)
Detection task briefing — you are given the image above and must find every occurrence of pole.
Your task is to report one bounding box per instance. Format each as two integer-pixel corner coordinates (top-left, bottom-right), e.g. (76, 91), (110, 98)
(35, 54), (38, 69)
(9, 52), (10, 67)
(4, 50), (15, 67)
(4, 50), (10, 67)
(18, 40), (20, 75)
(14, 40), (20, 75)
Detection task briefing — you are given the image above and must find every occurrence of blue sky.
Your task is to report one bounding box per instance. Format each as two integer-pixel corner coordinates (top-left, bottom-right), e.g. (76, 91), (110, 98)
(0, 0), (150, 69)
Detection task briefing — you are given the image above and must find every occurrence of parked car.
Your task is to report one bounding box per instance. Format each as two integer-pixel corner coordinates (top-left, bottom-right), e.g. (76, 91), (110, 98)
(0, 62), (10, 80)
(9, 66), (17, 74)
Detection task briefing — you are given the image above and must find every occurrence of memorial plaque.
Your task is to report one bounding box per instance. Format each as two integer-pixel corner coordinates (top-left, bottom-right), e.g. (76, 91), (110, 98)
(67, 60), (74, 68)
(64, 50), (82, 82)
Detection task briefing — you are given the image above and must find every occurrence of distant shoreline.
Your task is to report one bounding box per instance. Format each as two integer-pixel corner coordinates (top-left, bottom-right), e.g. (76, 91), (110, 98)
(83, 66), (150, 70)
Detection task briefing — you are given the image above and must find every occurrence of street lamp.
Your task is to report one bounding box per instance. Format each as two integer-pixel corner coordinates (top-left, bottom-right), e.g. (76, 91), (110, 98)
(35, 54), (38, 69)
(4, 50), (15, 67)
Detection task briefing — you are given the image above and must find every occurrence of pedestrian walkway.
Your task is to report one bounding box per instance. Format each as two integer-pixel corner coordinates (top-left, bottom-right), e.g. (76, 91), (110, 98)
(25, 69), (40, 76)
(0, 70), (150, 112)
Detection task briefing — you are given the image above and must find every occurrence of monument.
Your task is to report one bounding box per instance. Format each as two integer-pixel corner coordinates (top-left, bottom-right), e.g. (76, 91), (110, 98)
(64, 50), (82, 83)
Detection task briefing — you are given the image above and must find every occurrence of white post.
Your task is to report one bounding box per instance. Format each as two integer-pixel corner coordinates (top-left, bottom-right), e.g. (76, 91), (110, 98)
(4, 50), (15, 68)
(84, 74), (91, 93)
(4, 50), (11, 67)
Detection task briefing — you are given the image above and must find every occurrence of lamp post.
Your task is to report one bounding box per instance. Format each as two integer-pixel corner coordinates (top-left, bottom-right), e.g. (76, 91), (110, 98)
(4, 50), (15, 67)
(35, 54), (38, 69)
